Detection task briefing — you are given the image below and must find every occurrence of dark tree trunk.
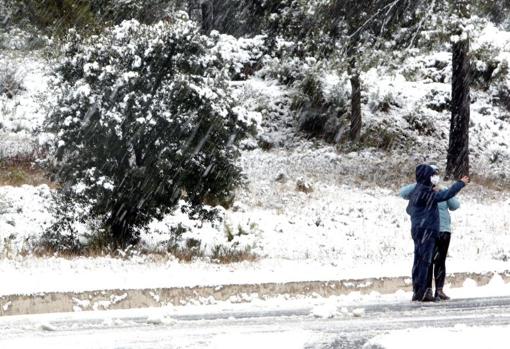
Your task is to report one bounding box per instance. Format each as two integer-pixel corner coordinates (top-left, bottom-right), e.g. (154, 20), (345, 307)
(446, 5), (470, 180)
(55, 0), (64, 11)
(446, 37), (470, 180)
(201, 0), (214, 34)
(350, 70), (362, 142)
(108, 205), (138, 249)
(110, 221), (127, 249)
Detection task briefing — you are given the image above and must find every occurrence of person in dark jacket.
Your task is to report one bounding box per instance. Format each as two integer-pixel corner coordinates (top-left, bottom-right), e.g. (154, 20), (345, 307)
(407, 164), (469, 302)
(400, 165), (461, 301)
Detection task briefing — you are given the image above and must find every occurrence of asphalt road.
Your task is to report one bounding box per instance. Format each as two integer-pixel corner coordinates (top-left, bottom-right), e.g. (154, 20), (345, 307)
(1, 296), (510, 348)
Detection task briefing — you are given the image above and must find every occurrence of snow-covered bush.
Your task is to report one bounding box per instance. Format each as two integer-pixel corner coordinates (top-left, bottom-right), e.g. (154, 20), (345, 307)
(37, 230), (83, 255)
(368, 89), (399, 113)
(403, 111), (438, 137)
(402, 52), (451, 83)
(38, 191), (89, 255)
(0, 1), (50, 49)
(291, 68), (349, 143)
(45, 17), (256, 248)
(0, 65), (24, 98)
(209, 32), (267, 80)
(0, 27), (49, 51)
(471, 43), (509, 90)
(491, 83), (510, 113)
(210, 244), (257, 263)
(358, 122), (408, 151)
(424, 88), (451, 113)
(259, 55), (312, 85)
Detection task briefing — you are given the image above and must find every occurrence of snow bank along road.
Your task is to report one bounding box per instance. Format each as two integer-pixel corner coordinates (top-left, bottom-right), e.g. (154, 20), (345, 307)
(1, 295), (510, 349)
(1, 271), (509, 316)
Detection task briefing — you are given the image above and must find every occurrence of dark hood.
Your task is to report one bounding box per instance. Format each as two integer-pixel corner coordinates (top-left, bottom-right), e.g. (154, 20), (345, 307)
(416, 164), (435, 186)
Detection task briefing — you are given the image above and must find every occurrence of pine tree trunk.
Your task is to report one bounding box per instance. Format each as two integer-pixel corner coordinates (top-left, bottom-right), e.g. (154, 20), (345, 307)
(55, 0), (64, 11)
(110, 220), (127, 249)
(446, 7), (470, 180)
(201, 0), (214, 34)
(108, 206), (137, 249)
(350, 71), (362, 142)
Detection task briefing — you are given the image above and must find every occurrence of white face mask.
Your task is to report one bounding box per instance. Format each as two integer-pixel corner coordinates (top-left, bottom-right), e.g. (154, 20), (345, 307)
(430, 175), (440, 185)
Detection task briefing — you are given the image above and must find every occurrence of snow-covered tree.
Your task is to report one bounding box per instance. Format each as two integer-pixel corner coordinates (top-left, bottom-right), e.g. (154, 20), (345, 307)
(45, 16), (255, 248)
(319, 0), (438, 143)
(257, 0), (435, 143)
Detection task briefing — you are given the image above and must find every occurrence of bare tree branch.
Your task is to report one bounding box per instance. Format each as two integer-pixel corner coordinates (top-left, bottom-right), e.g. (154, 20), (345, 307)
(407, 0), (436, 49)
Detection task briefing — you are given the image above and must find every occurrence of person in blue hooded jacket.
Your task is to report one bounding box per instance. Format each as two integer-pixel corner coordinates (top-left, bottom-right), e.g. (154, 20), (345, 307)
(403, 164), (469, 302)
(400, 165), (461, 301)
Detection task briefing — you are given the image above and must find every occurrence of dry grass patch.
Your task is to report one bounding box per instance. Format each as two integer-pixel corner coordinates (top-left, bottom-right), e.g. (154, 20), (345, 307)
(469, 174), (510, 193)
(211, 245), (258, 264)
(0, 156), (53, 187)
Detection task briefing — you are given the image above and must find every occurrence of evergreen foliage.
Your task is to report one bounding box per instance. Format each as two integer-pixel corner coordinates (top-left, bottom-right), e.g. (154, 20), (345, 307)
(45, 16), (255, 248)
(8, 0), (97, 36)
(2, 0), (186, 37)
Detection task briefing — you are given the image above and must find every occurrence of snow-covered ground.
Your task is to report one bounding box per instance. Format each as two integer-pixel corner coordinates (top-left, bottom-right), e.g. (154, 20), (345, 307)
(1, 156), (509, 296)
(366, 326), (510, 349)
(1, 18), (510, 298)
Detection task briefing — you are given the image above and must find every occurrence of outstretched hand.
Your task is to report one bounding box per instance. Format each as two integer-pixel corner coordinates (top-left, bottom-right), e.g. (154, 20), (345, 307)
(460, 176), (470, 184)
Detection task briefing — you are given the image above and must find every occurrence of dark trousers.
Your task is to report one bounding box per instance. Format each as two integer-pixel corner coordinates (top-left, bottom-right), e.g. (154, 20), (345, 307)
(427, 231), (451, 290)
(412, 228), (438, 299)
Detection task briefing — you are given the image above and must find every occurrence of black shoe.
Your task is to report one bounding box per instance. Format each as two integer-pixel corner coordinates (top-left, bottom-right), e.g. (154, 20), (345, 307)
(421, 288), (436, 302)
(412, 293), (419, 301)
(435, 289), (450, 301)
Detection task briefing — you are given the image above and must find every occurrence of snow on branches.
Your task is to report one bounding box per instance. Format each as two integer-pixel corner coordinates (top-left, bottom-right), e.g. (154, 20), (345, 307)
(45, 16), (257, 247)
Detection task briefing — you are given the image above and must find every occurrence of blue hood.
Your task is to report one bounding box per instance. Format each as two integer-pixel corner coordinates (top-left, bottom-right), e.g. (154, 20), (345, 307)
(416, 164), (435, 186)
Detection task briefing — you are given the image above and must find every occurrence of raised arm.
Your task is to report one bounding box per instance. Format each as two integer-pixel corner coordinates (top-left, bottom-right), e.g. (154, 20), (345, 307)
(434, 176), (469, 202)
